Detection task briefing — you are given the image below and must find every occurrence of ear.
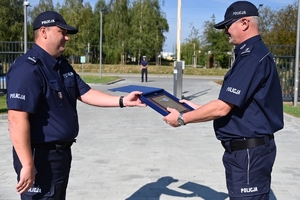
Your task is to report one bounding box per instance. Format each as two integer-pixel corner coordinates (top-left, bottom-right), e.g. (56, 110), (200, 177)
(39, 27), (48, 39)
(241, 19), (250, 31)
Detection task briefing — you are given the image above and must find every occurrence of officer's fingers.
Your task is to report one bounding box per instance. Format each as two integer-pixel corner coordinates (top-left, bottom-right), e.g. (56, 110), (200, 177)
(131, 91), (143, 96)
(16, 180), (26, 193)
(16, 180), (33, 194)
(166, 107), (173, 112)
(179, 99), (188, 103)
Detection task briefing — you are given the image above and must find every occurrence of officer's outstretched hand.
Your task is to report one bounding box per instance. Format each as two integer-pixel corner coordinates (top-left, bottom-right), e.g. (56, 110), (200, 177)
(124, 91), (146, 107)
(163, 107), (180, 127)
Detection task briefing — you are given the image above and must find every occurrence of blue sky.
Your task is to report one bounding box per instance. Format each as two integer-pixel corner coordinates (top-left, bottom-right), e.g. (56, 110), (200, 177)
(28, 0), (296, 52)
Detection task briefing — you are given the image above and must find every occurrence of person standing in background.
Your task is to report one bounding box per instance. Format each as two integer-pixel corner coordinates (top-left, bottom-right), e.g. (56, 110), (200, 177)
(141, 55), (148, 82)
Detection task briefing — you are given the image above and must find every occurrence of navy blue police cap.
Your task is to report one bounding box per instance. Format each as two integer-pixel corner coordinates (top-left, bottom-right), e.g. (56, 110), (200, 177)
(33, 11), (78, 34)
(214, 1), (258, 29)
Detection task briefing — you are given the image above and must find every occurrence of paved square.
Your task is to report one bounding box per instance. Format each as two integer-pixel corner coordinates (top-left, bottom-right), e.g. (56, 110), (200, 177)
(1, 74), (299, 200)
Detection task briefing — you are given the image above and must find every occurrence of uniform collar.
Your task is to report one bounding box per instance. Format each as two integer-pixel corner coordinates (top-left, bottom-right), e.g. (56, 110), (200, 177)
(32, 44), (59, 69)
(234, 35), (262, 56)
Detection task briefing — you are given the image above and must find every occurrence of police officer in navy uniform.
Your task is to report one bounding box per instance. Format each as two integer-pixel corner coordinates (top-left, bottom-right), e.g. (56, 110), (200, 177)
(163, 1), (283, 199)
(141, 55), (148, 82)
(6, 11), (144, 200)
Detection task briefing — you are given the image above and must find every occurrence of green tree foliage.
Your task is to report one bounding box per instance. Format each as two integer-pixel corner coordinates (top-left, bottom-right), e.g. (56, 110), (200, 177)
(201, 15), (232, 68)
(104, 0), (129, 64)
(260, 3), (297, 46)
(198, 2), (299, 68)
(29, 0), (55, 19)
(258, 6), (275, 42)
(1, 0), (297, 66)
(90, 0), (106, 63)
(0, 0), (24, 41)
(58, 0), (94, 62)
(181, 23), (201, 65)
(28, 0), (55, 41)
(129, 0), (168, 63)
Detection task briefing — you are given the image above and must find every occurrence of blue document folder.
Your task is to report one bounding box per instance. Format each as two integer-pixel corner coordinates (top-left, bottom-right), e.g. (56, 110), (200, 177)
(140, 89), (194, 116)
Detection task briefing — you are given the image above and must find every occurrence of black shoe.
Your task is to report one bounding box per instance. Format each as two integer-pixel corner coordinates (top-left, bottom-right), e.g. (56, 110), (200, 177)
(141, 81), (144, 82)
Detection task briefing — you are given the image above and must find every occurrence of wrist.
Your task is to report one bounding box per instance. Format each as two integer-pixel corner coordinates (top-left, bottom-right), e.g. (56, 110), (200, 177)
(177, 113), (186, 126)
(119, 96), (125, 108)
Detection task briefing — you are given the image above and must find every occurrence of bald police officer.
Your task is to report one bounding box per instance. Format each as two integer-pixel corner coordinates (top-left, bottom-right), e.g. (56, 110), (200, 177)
(163, 1), (283, 199)
(7, 11), (144, 200)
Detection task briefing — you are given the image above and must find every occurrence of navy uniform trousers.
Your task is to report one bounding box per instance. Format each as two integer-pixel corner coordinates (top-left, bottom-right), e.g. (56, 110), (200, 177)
(13, 145), (72, 200)
(141, 68), (148, 82)
(222, 136), (276, 200)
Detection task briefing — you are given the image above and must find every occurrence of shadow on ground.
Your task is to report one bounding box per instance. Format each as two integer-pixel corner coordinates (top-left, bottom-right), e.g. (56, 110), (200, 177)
(125, 176), (277, 200)
(125, 176), (227, 200)
(182, 89), (211, 100)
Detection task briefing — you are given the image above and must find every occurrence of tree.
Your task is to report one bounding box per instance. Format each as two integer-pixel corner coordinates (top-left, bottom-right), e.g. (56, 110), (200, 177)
(271, 3), (297, 45)
(0, 0), (24, 42)
(181, 23), (201, 65)
(28, 0), (55, 41)
(129, 0), (168, 64)
(92, 0), (107, 63)
(58, 0), (94, 63)
(103, 0), (129, 64)
(258, 6), (275, 43)
(29, 0), (55, 19)
(259, 3), (297, 46)
(201, 15), (232, 68)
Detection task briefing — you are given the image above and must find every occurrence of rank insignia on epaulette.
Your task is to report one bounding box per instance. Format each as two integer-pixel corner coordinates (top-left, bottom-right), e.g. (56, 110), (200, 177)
(27, 56), (37, 64)
(58, 92), (63, 99)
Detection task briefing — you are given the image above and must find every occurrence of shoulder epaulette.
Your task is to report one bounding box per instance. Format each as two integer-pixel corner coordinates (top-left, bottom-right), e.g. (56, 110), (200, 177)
(241, 46), (253, 56)
(26, 56), (38, 65)
(57, 56), (69, 64)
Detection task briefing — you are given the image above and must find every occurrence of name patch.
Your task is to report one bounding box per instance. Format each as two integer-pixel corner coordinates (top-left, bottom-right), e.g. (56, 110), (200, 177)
(63, 72), (74, 78)
(41, 19), (55, 25)
(226, 87), (241, 95)
(28, 186), (42, 193)
(10, 93), (26, 100)
(27, 56), (37, 63)
(241, 187), (258, 193)
(233, 11), (246, 15)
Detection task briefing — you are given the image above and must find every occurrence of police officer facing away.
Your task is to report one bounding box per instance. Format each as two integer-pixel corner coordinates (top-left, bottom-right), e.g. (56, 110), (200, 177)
(163, 1), (283, 199)
(6, 11), (144, 199)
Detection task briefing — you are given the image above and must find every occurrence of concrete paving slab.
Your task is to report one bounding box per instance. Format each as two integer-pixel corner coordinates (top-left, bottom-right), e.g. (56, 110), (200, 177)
(0, 74), (299, 200)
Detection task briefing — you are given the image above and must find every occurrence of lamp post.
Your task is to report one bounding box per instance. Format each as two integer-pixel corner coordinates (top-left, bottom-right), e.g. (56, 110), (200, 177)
(293, 0), (300, 106)
(193, 43), (196, 68)
(176, 0), (181, 61)
(23, 0), (30, 53)
(99, 8), (105, 78)
(173, 0), (183, 98)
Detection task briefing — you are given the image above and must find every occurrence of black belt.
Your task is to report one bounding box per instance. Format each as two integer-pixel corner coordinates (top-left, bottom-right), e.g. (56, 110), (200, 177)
(221, 134), (274, 152)
(32, 140), (76, 150)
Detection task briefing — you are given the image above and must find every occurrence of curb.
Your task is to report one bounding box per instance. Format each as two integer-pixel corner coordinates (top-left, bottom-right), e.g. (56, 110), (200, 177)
(0, 113), (7, 120)
(283, 113), (300, 124)
(106, 78), (125, 85)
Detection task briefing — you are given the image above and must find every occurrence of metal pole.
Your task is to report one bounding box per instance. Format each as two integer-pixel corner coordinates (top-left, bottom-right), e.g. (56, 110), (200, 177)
(174, 0), (183, 98)
(23, 0), (29, 53)
(193, 43), (196, 67)
(294, 1), (300, 106)
(176, 0), (181, 61)
(99, 10), (103, 78)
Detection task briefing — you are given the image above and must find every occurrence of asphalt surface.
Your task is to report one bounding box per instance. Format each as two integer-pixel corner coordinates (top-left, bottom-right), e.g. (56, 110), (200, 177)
(0, 74), (299, 200)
